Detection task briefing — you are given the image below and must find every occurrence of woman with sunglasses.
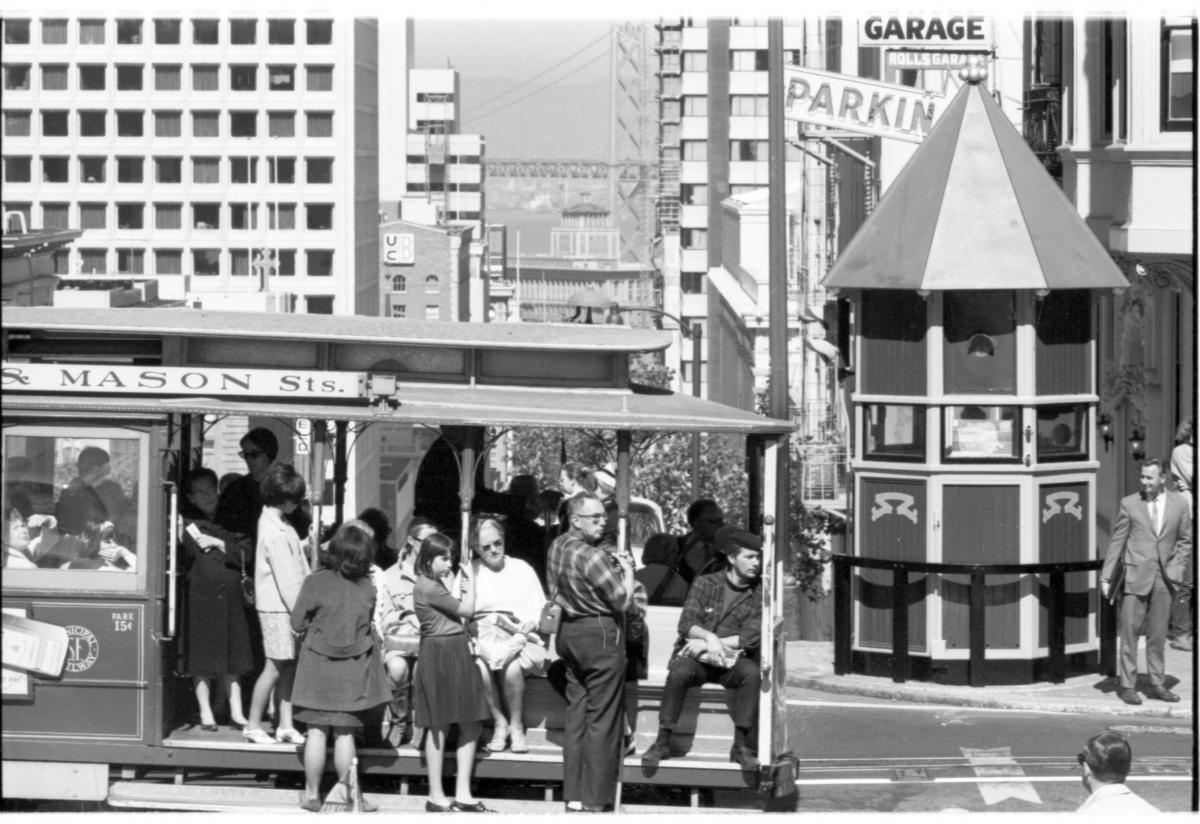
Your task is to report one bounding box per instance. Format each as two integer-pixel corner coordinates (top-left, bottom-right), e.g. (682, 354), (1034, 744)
(215, 428), (279, 542)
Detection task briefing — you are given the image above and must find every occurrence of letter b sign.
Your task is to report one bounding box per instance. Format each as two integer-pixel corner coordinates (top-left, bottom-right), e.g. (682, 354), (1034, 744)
(383, 233), (415, 266)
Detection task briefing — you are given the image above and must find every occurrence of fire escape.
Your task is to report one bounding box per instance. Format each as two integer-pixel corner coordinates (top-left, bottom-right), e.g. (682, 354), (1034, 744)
(653, 20), (682, 235)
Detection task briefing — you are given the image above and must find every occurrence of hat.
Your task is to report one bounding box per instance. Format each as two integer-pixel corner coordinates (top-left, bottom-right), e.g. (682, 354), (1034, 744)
(713, 525), (763, 556)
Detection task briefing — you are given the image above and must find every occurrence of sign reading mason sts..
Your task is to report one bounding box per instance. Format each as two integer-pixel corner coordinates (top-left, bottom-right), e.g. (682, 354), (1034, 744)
(2, 363), (367, 398)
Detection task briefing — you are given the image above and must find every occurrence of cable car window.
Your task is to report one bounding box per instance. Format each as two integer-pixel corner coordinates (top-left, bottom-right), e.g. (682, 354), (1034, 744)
(3, 427), (146, 589)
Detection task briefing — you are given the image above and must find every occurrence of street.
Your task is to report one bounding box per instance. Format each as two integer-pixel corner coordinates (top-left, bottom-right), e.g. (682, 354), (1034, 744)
(776, 687), (1195, 812)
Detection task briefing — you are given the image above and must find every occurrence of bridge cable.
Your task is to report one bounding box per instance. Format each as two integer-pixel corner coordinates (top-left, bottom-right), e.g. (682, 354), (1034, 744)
(463, 51), (610, 125)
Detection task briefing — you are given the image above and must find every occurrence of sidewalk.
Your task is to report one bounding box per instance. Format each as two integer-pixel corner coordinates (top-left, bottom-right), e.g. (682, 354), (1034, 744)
(784, 639), (1194, 719)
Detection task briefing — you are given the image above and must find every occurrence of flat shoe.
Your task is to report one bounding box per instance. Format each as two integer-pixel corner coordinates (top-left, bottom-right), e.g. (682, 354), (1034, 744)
(425, 800), (452, 812)
(450, 800), (495, 812)
(200, 723), (218, 732)
(299, 798), (322, 813)
(242, 727), (276, 745)
(275, 728), (306, 745)
(485, 727), (508, 753)
(1116, 688), (1143, 706)
(1147, 686), (1181, 702)
(509, 729), (528, 754)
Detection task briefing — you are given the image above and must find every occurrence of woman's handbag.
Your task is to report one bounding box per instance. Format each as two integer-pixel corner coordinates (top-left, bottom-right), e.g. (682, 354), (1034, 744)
(237, 542), (255, 607)
(537, 600), (563, 636)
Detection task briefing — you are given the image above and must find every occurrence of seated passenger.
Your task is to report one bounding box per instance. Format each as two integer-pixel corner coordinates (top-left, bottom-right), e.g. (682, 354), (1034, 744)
(374, 517), (438, 747)
(3, 506), (38, 568)
(55, 446), (135, 552)
(469, 516), (548, 754)
(641, 525), (763, 771)
(634, 532), (690, 607)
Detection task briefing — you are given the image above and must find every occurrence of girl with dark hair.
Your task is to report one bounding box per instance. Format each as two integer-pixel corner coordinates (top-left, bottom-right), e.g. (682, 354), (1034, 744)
(412, 532), (492, 812)
(180, 467), (254, 731)
(243, 463), (310, 745)
(291, 523), (390, 812)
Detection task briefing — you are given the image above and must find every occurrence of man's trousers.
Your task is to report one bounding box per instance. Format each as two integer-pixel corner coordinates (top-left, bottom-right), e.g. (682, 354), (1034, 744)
(556, 616), (626, 810)
(658, 654), (760, 740)
(1118, 573), (1174, 690)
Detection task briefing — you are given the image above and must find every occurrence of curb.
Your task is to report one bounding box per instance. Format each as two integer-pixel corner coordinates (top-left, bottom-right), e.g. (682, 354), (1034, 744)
(785, 673), (1194, 720)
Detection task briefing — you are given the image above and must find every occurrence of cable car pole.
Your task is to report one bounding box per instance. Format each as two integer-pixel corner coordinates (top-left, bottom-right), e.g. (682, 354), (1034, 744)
(768, 19), (791, 564)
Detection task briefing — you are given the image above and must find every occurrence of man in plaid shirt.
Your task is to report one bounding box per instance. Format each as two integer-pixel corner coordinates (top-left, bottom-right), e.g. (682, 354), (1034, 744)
(642, 524), (762, 771)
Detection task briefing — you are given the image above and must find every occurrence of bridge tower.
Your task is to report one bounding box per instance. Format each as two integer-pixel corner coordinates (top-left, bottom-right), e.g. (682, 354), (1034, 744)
(609, 22), (655, 266)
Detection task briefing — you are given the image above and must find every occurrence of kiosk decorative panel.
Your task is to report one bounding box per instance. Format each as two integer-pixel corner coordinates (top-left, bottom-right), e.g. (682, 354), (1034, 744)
(1035, 290), (1090, 395)
(860, 291), (927, 396)
(858, 477), (927, 651)
(1037, 482), (1091, 646)
(944, 291), (1016, 394)
(941, 485), (1021, 649)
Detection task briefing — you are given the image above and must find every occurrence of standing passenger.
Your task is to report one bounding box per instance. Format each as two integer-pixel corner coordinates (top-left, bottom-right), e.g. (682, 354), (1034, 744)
(547, 493), (634, 813)
(215, 428), (279, 542)
(412, 533), (493, 812)
(242, 463), (311, 745)
(291, 523), (389, 812)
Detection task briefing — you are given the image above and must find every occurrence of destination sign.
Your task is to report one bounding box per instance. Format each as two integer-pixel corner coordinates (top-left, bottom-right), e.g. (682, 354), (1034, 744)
(1, 363), (367, 398)
(886, 50), (989, 70)
(784, 67), (945, 143)
(863, 16), (989, 48)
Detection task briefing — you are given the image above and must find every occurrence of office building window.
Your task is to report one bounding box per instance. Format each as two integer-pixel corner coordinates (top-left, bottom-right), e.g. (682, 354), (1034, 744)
(392, 275), (407, 293)
(306, 65), (333, 91)
(154, 19), (181, 45)
(391, 305), (407, 319)
(268, 157), (295, 184)
(730, 49), (768, 71)
(731, 139), (768, 161)
(79, 110), (106, 136)
(268, 65), (295, 91)
(116, 248), (145, 274)
(730, 95), (768, 116)
(272, 249), (294, 276)
(230, 111), (257, 137)
(116, 110), (144, 137)
(117, 203), (144, 229)
(268, 19), (294, 45)
(681, 228), (707, 249)
(79, 202), (107, 229)
(79, 156), (106, 182)
(230, 156), (257, 183)
(42, 202), (69, 228)
(681, 51), (706, 71)
(229, 19), (256, 45)
(3, 156), (31, 183)
(116, 19), (142, 44)
(155, 203), (182, 229)
(79, 64), (105, 90)
(3, 19), (30, 43)
(154, 64), (181, 90)
(155, 157), (182, 183)
(192, 110), (219, 137)
(79, 249), (108, 273)
(155, 110), (182, 137)
(425, 305), (440, 321)
(682, 140), (707, 160)
(306, 296), (334, 315)
(41, 19), (67, 45)
(192, 157), (220, 184)
(41, 64), (67, 90)
(193, 203), (220, 229)
(51, 249), (70, 274)
(306, 203), (333, 230)
(230, 64), (256, 91)
(306, 157), (333, 183)
(230, 249), (251, 276)
(268, 203), (296, 229)
(4, 110), (31, 136)
(307, 250), (333, 276)
(425, 275), (440, 293)
(306, 19), (332, 45)
(192, 249), (220, 275)
(117, 157), (144, 183)
(681, 183), (708, 205)
(267, 111), (294, 137)
(1163, 21), (1195, 131)
(229, 203), (257, 230)
(681, 272), (705, 294)
(79, 19), (105, 45)
(306, 111), (333, 137)
(682, 96), (708, 116)
(192, 20), (218, 45)
(4, 204), (32, 228)
(4, 64), (31, 90)
(155, 249), (182, 274)
(41, 157), (69, 183)
(192, 64), (219, 91)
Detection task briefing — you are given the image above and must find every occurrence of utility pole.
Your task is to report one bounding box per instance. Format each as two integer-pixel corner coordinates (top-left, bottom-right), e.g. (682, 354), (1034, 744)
(768, 20), (791, 554)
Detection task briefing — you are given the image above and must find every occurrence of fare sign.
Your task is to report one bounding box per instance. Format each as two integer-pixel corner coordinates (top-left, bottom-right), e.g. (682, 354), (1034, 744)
(2, 362), (367, 399)
(784, 67), (945, 143)
(863, 16), (989, 49)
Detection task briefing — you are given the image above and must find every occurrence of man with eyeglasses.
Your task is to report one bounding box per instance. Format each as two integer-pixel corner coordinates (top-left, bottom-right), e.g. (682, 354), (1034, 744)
(1076, 732), (1157, 811)
(546, 493), (635, 813)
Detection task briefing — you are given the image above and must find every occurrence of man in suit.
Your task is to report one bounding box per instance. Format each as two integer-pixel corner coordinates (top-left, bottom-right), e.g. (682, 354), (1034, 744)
(1101, 458), (1193, 705)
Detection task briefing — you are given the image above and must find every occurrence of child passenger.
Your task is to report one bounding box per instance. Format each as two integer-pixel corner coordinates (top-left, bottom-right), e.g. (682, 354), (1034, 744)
(412, 532), (493, 812)
(291, 523), (390, 813)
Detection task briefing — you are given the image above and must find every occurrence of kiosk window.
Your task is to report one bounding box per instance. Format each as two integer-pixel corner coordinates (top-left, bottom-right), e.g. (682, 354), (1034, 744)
(943, 406), (1021, 462)
(4, 429), (144, 585)
(864, 404), (926, 461)
(1035, 404), (1088, 462)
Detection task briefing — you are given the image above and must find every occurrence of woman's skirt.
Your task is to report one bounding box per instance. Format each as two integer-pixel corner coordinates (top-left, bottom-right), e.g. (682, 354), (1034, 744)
(412, 633), (489, 729)
(293, 643), (390, 730)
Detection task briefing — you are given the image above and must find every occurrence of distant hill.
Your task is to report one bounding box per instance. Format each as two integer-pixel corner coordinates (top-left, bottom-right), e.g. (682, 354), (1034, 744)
(459, 77), (611, 160)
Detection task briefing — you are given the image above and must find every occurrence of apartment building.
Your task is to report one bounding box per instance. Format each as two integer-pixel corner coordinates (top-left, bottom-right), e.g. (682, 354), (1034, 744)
(0, 14), (383, 315)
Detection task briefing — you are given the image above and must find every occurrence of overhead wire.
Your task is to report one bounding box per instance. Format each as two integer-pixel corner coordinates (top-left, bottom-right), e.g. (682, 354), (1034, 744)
(463, 51), (610, 126)
(459, 29), (610, 118)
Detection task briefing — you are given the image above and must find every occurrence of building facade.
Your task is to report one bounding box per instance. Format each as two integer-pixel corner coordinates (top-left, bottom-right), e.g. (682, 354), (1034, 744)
(0, 14), (383, 315)
(378, 218), (472, 321)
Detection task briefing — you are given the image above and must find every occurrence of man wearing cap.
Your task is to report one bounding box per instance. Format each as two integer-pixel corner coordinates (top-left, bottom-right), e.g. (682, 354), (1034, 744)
(642, 524), (763, 771)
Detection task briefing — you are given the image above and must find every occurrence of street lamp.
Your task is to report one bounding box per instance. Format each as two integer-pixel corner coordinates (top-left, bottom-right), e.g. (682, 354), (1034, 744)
(568, 288), (704, 500)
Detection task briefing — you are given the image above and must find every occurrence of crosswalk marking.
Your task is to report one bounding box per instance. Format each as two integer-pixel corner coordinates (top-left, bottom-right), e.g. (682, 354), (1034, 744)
(961, 746), (1042, 805)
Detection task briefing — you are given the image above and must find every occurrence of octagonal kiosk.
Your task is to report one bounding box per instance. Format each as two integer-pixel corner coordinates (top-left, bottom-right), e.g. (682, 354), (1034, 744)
(822, 72), (1128, 685)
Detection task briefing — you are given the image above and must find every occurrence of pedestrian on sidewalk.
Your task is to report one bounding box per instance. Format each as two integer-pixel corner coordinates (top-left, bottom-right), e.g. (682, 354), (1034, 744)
(1101, 458), (1192, 705)
(1076, 732), (1158, 811)
(1169, 417), (1194, 652)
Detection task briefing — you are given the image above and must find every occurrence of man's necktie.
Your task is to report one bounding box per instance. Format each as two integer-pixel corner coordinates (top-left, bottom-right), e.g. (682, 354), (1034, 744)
(1150, 499), (1159, 534)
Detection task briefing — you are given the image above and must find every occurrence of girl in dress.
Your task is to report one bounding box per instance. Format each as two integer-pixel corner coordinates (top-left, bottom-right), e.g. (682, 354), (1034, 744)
(291, 523), (389, 812)
(412, 532), (493, 812)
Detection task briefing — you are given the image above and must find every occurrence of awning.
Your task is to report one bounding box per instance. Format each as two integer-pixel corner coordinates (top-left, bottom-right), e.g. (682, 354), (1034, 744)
(822, 78), (1128, 292)
(4, 382), (795, 436)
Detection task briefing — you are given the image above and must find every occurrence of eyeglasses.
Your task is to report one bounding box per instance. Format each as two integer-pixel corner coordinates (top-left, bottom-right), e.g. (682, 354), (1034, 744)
(239, 449), (265, 459)
(479, 540), (504, 551)
(574, 513), (606, 523)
